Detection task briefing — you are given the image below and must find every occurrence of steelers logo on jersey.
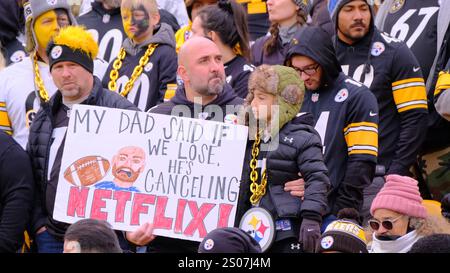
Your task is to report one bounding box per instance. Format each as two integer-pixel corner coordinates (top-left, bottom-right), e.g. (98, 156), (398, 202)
(144, 62), (153, 72)
(389, 0), (405, 14)
(10, 50), (26, 63)
(371, 42), (385, 57)
(335, 88), (349, 103)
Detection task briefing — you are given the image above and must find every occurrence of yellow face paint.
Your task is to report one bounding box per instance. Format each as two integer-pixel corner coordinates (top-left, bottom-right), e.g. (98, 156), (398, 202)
(33, 10), (59, 50)
(122, 8), (134, 40)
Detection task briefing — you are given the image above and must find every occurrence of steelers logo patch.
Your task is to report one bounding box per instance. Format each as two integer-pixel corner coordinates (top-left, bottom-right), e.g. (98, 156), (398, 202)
(335, 88), (348, 102)
(51, 46), (63, 60)
(239, 207), (275, 252)
(389, 0), (405, 14)
(371, 42), (385, 57)
(204, 239), (214, 250)
(10, 50), (26, 63)
(144, 62), (153, 72)
(321, 236), (334, 249)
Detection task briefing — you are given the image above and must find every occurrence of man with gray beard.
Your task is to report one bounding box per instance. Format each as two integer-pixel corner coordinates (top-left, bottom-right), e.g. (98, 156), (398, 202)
(150, 37), (244, 124)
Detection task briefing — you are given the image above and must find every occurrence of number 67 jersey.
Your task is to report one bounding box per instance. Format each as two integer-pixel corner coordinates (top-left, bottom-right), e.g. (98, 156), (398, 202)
(335, 24), (428, 177)
(377, 0), (439, 84)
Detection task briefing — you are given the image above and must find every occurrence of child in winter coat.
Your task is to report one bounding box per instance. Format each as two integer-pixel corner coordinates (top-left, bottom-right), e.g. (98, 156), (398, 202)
(236, 64), (330, 253)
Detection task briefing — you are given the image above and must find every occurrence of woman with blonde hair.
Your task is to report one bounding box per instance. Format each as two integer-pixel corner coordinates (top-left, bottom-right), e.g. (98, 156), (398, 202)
(366, 174), (450, 253)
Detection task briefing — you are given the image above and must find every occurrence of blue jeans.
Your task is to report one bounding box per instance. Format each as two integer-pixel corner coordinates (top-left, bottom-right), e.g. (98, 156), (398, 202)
(35, 230), (64, 253)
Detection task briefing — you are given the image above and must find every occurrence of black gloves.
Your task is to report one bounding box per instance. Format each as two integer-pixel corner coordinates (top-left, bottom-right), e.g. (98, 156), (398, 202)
(299, 218), (321, 253)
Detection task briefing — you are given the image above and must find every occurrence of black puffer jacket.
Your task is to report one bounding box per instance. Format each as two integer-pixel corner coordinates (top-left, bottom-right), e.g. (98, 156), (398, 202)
(28, 77), (138, 237)
(236, 113), (330, 228)
(0, 131), (34, 252)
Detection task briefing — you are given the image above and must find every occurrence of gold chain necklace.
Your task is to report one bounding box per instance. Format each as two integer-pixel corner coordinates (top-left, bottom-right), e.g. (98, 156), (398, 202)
(108, 43), (158, 97)
(249, 132), (268, 205)
(32, 53), (50, 102)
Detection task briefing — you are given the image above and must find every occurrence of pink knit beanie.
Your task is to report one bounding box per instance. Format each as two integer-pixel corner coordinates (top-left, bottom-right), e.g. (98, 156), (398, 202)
(370, 174), (428, 219)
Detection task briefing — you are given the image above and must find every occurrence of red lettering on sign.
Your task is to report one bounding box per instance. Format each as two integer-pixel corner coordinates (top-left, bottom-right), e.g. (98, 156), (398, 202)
(174, 199), (187, 234)
(217, 204), (234, 228)
(113, 191), (132, 223)
(153, 196), (173, 230)
(131, 193), (155, 225)
(91, 189), (112, 220)
(67, 186), (89, 217)
(183, 201), (215, 238)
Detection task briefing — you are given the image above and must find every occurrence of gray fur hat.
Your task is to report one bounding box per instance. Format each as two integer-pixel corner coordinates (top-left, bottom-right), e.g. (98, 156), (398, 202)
(24, 0), (77, 52)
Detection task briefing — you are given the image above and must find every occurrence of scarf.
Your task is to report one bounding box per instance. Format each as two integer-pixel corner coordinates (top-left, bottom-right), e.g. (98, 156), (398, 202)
(369, 230), (422, 253)
(279, 24), (300, 45)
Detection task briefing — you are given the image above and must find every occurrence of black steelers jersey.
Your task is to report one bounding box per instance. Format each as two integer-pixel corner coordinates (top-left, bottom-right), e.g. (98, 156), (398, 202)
(336, 29), (428, 175)
(224, 56), (255, 98)
(78, 2), (125, 64)
(301, 73), (378, 214)
(382, 0), (439, 83)
(102, 42), (177, 112)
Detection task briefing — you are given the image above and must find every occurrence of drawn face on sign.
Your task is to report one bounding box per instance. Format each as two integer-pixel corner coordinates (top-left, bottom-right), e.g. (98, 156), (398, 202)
(112, 146), (146, 184)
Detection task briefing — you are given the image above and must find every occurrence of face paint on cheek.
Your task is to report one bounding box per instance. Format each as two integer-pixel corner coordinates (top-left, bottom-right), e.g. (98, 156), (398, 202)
(122, 8), (134, 40)
(33, 10), (59, 49)
(131, 5), (150, 38)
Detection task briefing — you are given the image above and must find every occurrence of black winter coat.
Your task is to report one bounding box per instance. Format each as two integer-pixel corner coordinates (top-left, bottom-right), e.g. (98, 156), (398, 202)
(236, 113), (330, 235)
(0, 131), (34, 252)
(28, 77), (138, 238)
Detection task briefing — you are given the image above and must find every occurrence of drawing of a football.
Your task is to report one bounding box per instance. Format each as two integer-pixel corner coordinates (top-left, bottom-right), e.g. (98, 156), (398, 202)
(64, 156), (110, 186)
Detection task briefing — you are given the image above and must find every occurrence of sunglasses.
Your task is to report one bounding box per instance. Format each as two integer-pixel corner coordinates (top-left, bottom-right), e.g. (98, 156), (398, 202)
(368, 215), (404, 230)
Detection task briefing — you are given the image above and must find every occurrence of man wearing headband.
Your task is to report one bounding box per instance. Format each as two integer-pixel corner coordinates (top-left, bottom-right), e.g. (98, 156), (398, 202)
(28, 25), (136, 253)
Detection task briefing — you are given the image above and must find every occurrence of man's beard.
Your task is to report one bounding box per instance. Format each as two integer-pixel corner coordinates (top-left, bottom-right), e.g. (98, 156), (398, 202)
(112, 164), (139, 183)
(200, 75), (225, 96)
(343, 21), (368, 42)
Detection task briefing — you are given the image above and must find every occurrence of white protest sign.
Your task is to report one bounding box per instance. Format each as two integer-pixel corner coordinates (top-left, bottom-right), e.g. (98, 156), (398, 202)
(54, 105), (248, 242)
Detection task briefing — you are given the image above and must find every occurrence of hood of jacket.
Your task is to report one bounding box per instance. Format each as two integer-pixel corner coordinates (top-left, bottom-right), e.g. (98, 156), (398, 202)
(123, 22), (176, 56)
(331, 0), (376, 83)
(286, 26), (342, 86)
